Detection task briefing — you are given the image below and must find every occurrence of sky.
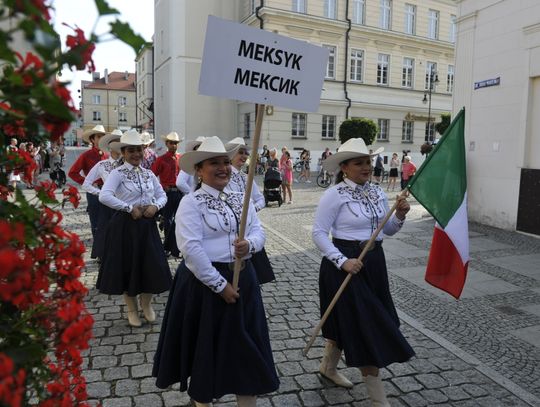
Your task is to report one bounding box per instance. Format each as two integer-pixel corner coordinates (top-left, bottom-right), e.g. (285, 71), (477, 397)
(52, 0), (154, 105)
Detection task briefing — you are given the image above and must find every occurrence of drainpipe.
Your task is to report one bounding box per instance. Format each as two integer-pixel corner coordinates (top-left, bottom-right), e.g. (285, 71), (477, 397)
(255, 1), (265, 121)
(344, 0), (352, 119)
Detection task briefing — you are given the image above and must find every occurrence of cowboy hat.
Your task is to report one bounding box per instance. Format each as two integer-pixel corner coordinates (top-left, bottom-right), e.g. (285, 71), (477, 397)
(141, 131), (155, 145)
(160, 131), (184, 143)
(117, 129), (144, 148)
(82, 125), (106, 143)
(99, 129), (123, 153)
(323, 138), (384, 172)
(224, 137), (248, 151)
(179, 136), (239, 175)
(185, 136), (207, 152)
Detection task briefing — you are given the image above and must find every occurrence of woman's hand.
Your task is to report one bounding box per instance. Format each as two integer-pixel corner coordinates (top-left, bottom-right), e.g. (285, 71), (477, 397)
(233, 238), (250, 258)
(395, 195), (410, 220)
(219, 283), (240, 304)
(131, 205), (143, 220)
(143, 205), (158, 218)
(341, 258), (363, 274)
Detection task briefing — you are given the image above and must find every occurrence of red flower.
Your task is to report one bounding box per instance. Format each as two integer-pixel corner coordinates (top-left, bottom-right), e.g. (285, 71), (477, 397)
(62, 185), (81, 209)
(64, 24), (96, 73)
(35, 180), (57, 200)
(14, 0), (51, 21)
(0, 354), (26, 407)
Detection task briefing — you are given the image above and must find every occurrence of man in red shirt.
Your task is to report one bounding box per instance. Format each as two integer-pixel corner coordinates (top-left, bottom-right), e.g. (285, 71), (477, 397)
(152, 131), (183, 257)
(68, 125), (108, 245)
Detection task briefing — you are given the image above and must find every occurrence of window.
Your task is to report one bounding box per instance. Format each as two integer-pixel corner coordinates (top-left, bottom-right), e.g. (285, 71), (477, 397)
(251, 0), (256, 14)
(119, 112), (127, 122)
(244, 113), (251, 138)
(402, 121), (413, 142)
(92, 111), (101, 121)
(118, 96), (127, 106)
(447, 65), (455, 93)
(425, 62), (437, 90)
(350, 49), (364, 82)
(425, 122), (435, 142)
(142, 56), (145, 72)
(352, 0), (365, 24)
(380, 0), (392, 30)
(377, 119), (389, 141)
(292, 0), (306, 13)
(292, 113), (307, 138)
(142, 80), (145, 95)
(92, 94), (100, 104)
(377, 54), (390, 85)
(322, 115), (336, 139)
(402, 57), (414, 88)
(450, 14), (457, 43)
(404, 4), (416, 35)
(325, 45), (336, 79)
(324, 0), (336, 19)
(428, 9), (439, 39)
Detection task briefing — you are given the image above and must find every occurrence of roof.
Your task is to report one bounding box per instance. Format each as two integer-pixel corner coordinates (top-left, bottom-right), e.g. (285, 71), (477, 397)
(83, 71), (136, 91)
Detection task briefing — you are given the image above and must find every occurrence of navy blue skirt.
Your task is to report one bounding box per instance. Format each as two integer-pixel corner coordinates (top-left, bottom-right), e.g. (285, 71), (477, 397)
(96, 212), (172, 296)
(319, 240), (414, 368)
(250, 248), (275, 285)
(90, 202), (115, 259)
(161, 189), (183, 257)
(153, 260), (279, 403)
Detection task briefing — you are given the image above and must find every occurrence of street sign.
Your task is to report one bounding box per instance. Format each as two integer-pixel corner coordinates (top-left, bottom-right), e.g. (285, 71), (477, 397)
(199, 15), (329, 112)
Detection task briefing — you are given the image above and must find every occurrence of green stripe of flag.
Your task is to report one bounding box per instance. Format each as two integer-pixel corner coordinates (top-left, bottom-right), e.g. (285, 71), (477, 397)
(408, 108), (467, 228)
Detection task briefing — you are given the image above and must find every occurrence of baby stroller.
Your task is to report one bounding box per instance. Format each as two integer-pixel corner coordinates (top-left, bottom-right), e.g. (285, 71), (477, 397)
(263, 167), (283, 207)
(49, 162), (66, 188)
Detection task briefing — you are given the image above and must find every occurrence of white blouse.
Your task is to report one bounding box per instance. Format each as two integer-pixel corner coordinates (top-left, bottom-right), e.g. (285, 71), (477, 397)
(225, 166), (265, 211)
(175, 169), (195, 195)
(82, 158), (121, 195)
(99, 162), (167, 213)
(312, 179), (404, 270)
(175, 183), (265, 293)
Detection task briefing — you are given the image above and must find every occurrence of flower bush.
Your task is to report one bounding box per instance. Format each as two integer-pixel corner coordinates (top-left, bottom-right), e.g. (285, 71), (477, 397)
(0, 1), (145, 405)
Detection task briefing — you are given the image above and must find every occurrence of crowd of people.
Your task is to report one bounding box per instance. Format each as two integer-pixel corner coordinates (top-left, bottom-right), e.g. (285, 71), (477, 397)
(60, 128), (414, 406)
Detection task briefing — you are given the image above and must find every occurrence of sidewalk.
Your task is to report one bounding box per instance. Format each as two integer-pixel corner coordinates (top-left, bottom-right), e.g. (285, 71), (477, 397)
(54, 181), (540, 406)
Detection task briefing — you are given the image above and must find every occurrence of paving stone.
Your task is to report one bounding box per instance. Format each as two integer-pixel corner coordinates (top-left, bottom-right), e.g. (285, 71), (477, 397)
(270, 393), (302, 406)
(114, 379), (139, 397)
(415, 373), (448, 389)
(391, 377), (423, 393)
(298, 390), (325, 406)
(133, 394), (163, 406)
(103, 367), (129, 381)
(399, 392), (428, 407)
(162, 391), (191, 407)
(120, 353), (145, 366)
(83, 370), (103, 383)
(92, 355), (118, 369)
(102, 397), (132, 407)
(87, 381), (111, 398)
(420, 389), (449, 404)
(321, 387), (354, 405)
(131, 363), (153, 378)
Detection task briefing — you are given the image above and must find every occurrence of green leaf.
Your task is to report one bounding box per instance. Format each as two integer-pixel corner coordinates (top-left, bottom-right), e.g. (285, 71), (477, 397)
(94, 0), (120, 16)
(109, 20), (146, 54)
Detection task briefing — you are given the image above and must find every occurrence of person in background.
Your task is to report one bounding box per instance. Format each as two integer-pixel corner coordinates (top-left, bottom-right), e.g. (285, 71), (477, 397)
(7, 138), (20, 189)
(281, 151), (293, 204)
(321, 147), (332, 161)
(373, 154), (384, 185)
(312, 138), (414, 406)
(176, 136), (206, 196)
(267, 148), (279, 169)
(97, 129), (171, 327)
(400, 155), (416, 190)
(387, 153), (400, 192)
(68, 124), (108, 241)
(260, 144), (269, 171)
(299, 149), (311, 183)
(141, 131), (157, 170)
(153, 137), (279, 406)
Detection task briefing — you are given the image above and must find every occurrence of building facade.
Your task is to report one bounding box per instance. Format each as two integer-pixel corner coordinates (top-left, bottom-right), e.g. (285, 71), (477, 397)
(135, 44), (155, 133)
(80, 70), (136, 134)
(453, 0), (540, 235)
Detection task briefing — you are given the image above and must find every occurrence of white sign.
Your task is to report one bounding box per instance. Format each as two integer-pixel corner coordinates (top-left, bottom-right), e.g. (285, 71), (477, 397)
(199, 15), (329, 112)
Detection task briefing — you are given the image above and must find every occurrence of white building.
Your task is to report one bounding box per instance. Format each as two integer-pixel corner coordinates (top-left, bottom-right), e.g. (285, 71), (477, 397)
(454, 0), (540, 235)
(135, 44), (155, 134)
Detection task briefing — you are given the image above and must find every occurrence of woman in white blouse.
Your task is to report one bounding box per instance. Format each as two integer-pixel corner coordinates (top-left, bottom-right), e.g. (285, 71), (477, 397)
(175, 136), (206, 195)
(83, 129), (123, 260)
(312, 138), (414, 407)
(97, 130), (172, 327)
(153, 137), (279, 407)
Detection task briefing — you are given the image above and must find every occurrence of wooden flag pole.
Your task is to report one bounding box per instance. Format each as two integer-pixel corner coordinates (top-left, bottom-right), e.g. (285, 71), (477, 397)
(303, 189), (409, 356)
(232, 104), (266, 290)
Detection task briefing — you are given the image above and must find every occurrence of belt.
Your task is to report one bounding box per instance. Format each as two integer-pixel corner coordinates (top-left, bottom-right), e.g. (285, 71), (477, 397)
(213, 260), (246, 272)
(166, 187), (179, 192)
(332, 238), (382, 251)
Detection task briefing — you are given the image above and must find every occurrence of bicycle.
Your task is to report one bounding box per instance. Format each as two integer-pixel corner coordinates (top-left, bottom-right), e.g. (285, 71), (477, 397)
(316, 168), (332, 188)
(293, 158), (304, 173)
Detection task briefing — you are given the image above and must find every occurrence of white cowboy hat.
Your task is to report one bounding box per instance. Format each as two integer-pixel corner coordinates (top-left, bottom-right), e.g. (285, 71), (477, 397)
(185, 136), (207, 152)
(117, 129), (143, 148)
(141, 131), (155, 145)
(224, 137), (248, 151)
(99, 129), (123, 152)
(323, 138), (384, 172)
(82, 124), (106, 143)
(160, 131), (184, 143)
(179, 136), (239, 175)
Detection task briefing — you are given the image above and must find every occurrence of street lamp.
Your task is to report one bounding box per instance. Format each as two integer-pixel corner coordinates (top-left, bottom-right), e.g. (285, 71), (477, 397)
(422, 67), (439, 142)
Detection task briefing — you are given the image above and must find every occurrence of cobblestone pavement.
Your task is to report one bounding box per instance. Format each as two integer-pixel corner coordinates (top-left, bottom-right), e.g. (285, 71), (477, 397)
(55, 169), (540, 406)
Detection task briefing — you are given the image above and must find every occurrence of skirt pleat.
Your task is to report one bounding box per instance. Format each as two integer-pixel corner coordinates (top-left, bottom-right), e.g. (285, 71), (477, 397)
(153, 261), (279, 403)
(91, 202), (115, 259)
(96, 212), (172, 296)
(319, 242), (414, 368)
(250, 248), (275, 285)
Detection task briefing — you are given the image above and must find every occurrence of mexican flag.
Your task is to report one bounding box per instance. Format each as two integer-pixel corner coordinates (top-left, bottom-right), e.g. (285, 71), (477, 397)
(407, 108), (469, 299)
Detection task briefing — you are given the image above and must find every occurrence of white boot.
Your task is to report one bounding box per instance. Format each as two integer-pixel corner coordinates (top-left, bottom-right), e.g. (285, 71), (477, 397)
(236, 395), (257, 407)
(140, 293), (156, 322)
(363, 374), (390, 407)
(319, 341), (353, 388)
(123, 294), (142, 327)
(193, 402), (212, 407)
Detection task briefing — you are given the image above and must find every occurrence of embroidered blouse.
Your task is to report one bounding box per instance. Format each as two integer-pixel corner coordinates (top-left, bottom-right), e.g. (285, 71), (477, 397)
(99, 162), (167, 213)
(312, 178), (404, 270)
(82, 158), (121, 196)
(175, 169), (195, 195)
(225, 166), (265, 211)
(175, 183), (265, 293)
